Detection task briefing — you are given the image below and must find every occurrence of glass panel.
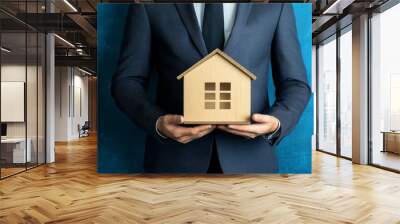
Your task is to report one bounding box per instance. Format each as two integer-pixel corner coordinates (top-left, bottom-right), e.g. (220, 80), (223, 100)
(27, 31), (38, 169)
(340, 29), (352, 158)
(220, 82), (231, 91)
(0, 0), (46, 178)
(38, 33), (45, 165)
(205, 82), (215, 91)
(371, 4), (400, 171)
(205, 93), (215, 100)
(1, 31), (28, 177)
(220, 92), (231, 100)
(317, 36), (337, 154)
(220, 102), (231, 110)
(205, 102), (215, 110)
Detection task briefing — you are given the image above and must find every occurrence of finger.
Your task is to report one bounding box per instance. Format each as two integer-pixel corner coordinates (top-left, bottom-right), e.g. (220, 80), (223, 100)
(188, 125), (214, 136)
(218, 125), (260, 138)
(252, 113), (275, 123)
(192, 124), (214, 132)
(181, 127), (215, 143)
(170, 125), (213, 138)
(228, 123), (270, 134)
(218, 126), (257, 138)
(196, 127), (215, 138)
(169, 127), (192, 138)
(227, 129), (257, 139)
(177, 136), (193, 144)
(178, 128), (214, 144)
(216, 125), (228, 130)
(165, 115), (183, 125)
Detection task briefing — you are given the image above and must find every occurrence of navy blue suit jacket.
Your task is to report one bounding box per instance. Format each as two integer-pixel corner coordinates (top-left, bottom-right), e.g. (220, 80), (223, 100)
(111, 4), (311, 173)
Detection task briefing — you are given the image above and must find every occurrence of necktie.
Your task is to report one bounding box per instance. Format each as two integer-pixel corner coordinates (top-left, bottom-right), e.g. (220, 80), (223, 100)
(202, 4), (224, 53)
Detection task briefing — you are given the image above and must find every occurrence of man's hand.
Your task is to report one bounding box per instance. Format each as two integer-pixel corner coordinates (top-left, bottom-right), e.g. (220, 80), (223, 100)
(217, 114), (279, 139)
(157, 115), (215, 144)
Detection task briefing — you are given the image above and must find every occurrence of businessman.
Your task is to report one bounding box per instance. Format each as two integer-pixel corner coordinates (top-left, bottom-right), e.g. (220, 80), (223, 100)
(112, 3), (311, 173)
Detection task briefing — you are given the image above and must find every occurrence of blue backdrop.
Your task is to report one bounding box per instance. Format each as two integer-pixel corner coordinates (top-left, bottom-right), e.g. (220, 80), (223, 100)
(97, 3), (313, 173)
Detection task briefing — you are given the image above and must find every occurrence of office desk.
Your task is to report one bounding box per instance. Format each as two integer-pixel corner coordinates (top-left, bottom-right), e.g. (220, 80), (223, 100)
(1, 138), (31, 164)
(382, 131), (400, 154)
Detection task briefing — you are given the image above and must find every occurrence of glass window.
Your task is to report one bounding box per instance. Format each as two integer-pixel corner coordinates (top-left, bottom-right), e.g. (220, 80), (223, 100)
(1, 31), (28, 177)
(0, 1), (46, 179)
(339, 28), (352, 158)
(317, 36), (337, 154)
(371, 3), (400, 171)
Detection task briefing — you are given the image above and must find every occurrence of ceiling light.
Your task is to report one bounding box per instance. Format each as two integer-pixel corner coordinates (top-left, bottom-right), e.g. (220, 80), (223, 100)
(322, 0), (354, 15)
(1, 47), (11, 53)
(63, 0), (78, 12)
(78, 67), (93, 76)
(54, 34), (75, 48)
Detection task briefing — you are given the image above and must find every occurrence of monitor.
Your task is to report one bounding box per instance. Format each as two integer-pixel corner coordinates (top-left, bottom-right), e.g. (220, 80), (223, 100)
(1, 123), (7, 137)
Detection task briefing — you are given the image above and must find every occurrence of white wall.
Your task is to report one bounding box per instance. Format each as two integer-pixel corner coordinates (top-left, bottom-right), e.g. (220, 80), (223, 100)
(55, 66), (69, 141)
(1, 63), (46, 164)
(55, 67), (89, 141)
(1, 65), (41, 137)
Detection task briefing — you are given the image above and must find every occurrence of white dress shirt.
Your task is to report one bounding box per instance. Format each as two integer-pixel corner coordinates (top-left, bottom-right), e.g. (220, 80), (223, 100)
(193, 3), (237, 42)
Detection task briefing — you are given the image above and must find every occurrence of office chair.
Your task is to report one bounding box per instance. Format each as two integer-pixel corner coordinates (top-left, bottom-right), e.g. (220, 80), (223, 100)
(79, 121), (90, 138)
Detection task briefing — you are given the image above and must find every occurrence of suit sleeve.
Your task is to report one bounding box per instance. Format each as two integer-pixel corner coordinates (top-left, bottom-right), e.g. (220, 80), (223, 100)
(111, 5), (165, 140)
(268, 4), (311, 145)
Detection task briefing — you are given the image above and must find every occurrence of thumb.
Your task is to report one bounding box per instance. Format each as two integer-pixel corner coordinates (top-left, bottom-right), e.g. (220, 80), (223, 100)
(252, 113), (274, 123)
(166, 115), (184, 124)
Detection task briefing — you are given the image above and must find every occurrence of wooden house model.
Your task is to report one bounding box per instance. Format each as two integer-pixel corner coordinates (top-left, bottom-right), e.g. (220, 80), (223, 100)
(177, 49), (256, 124)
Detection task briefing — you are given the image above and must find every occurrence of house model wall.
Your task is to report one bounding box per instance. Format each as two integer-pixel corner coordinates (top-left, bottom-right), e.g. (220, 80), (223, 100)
(177, 49), (256, 124)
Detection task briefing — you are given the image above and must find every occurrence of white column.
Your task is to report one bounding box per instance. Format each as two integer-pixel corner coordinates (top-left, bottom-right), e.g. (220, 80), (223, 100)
(46, 32), (55, 163)
(352, 14), (369, 164)
(45, 0), (56, 163)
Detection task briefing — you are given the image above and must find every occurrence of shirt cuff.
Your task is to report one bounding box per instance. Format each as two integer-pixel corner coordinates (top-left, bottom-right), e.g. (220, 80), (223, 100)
(155, 117), (168, 139)
(269, 120), (281, 138)
(263, 120), (281, 145)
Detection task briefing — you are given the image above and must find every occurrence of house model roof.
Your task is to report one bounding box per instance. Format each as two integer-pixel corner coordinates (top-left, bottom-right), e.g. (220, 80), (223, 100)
(176, 49), (257, 80)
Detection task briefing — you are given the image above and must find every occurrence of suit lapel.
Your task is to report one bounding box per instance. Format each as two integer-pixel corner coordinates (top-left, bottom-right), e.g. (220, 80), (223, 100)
(224, 4), (253, 56)
(175, 4), (208, 57)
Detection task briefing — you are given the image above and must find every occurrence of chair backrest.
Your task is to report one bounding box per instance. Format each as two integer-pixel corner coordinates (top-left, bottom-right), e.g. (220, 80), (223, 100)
(83, 121), (90, 128)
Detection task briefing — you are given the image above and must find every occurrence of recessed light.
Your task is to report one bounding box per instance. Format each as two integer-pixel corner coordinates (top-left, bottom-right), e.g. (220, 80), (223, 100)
(1, 47), (11, 53)
(78, 67), (93, 76)
(63, 0), (78, 12)
(54, 34), (75, 48)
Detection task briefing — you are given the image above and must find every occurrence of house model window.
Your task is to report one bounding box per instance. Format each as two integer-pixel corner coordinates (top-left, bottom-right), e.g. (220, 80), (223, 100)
(204, 82), (231, 110)
(177, 49), (256, 124)
(204, 82), (216, 109)
(219, 82), (231, 109)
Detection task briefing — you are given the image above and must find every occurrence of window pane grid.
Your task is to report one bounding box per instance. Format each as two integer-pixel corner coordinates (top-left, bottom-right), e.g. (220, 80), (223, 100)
(204, 82), (231, 110)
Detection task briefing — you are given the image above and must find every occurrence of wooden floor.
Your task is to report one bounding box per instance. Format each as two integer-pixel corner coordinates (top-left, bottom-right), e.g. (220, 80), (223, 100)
(1, 135), (400, 224)
(372, 150), (400, 171)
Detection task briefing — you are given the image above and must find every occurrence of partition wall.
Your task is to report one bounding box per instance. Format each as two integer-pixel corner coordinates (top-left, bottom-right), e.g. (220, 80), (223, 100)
(0, 0), (47, 179)
(316, 25), (353, 159)
(370, 2), (400, 171)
